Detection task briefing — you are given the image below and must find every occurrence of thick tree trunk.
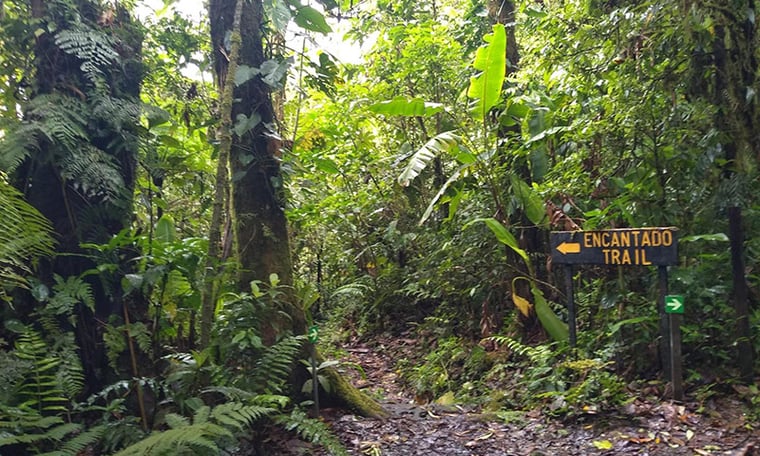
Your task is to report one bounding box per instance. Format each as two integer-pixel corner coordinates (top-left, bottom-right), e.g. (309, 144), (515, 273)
(728, 206), (753, 381)
(20, 0), (143, 392)
(712, 21), (756, 381)
(209, 0), (386, 418)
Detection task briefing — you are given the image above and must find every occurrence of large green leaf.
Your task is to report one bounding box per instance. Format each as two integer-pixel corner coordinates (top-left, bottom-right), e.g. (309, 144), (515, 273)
(463, 217), (529, 266)
(293, 5), (332, 34)
(509, 175), (547, 227)
(264, 0), (292, 32)
(531, 285), (569, 342)
(368, 96), (444, 117)
(418, 165), (465, 226)
(467, 24), (507, 120)
(398, 131), (459, 187)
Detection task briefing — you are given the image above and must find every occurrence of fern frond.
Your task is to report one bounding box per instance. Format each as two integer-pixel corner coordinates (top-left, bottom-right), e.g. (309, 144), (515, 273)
(37, 424), (106, 456)
(59, 143), (126, 202)
(211, 402), (275, 430)
(484, 335), (551, 363)
(13, 329), (67, 413)
(250, 335), (305, 394)
(164, 412), (190, 429)
(55, 28), (119, 86)
(275, 408), (348, 456)
(111, 423), (222, 456)
(54, 340), (85, 400)
(0, 411), (80, 450)
(0, 179), (55, 291)
(48, 274), (96, 316)
(27, 94), (89, 150)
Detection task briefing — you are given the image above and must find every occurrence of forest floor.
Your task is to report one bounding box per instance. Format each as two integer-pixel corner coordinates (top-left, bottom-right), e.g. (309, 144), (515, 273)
(261, 334), (760, 456)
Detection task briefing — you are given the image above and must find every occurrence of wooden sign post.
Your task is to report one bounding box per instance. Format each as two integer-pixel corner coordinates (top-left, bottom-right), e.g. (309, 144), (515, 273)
(550, 227), (682, 400)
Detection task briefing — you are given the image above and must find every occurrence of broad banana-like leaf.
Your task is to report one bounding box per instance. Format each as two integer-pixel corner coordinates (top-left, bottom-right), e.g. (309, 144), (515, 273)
(464, 217), (529, 266)
(467, 24), (507, 120)
(531, 285), (569, 342)
(509, 175), (547, 227)
(369, 96), (444, 117)
(397, 131), (459, 187)
(155, 215), (176, 243)
(418, 165), (465, 226)
(264, 0), (291, 32)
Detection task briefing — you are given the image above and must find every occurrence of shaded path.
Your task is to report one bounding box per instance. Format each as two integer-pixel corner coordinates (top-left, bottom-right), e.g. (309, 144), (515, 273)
(269, 336), (759, 455)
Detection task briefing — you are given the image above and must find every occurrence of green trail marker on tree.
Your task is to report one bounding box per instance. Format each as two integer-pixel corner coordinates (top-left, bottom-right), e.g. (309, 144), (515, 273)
(308, 325), (319, 343)
(665, 295), (684, 314)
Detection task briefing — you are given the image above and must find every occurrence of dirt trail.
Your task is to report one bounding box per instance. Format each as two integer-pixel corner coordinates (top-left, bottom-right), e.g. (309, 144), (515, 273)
(265, 337), (759, 456)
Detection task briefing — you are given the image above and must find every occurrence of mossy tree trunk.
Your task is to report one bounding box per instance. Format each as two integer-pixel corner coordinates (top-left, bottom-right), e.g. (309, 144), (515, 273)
(208, 0), (387, 418)
(15, 0), (143, 392)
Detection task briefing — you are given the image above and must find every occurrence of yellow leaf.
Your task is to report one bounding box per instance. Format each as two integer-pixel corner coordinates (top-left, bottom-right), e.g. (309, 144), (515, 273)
(512, 290), (532, 316)
(592, 440), (613, 450)
(435, 391), (456, 406)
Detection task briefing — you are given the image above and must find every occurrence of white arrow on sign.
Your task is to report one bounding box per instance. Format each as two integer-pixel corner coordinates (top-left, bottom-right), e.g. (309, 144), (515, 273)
(665, 295), (684, 313)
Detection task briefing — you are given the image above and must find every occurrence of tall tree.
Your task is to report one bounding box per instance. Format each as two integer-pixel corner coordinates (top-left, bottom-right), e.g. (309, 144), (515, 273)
(208, 0), (386, 417)
(0, 0), (144, 390)
(706, 3), (757, 381)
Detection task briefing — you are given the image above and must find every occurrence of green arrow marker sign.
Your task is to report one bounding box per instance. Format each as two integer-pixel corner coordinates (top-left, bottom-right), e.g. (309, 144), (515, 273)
(665, 295), (684, 314)
(307, 325), (319, 343)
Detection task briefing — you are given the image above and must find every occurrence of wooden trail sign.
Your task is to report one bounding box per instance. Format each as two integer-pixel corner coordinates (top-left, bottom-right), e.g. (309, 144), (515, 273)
(550, 227), (683, 400)
(550, 227), (678, 266)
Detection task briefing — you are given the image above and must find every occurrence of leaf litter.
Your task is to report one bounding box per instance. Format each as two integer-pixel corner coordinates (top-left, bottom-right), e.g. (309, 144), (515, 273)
(255, 335), (759, 455)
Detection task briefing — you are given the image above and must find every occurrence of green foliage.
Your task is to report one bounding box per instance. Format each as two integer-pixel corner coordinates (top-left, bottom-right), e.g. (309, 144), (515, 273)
(10, 328), (69, 413)
(467, 24), (506, 121)
(54, 27), (120, 87)
(397, 131), (460, 187)
(112, 402), (274, 456)
(0, 406), (104, 455)
(0, 179), (55, 294)
(275, 408), (348, 456)
(248, 335), (306, 394)
(485, 336), (630, 416)
(400, 336), (489, 398)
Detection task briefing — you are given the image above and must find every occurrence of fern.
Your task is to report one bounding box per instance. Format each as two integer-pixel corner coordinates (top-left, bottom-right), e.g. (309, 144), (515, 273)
(59, 143), (126, 202)
(13, 329), (68, 414)
(112, 402), (275, 456)
(203, 385), (290, 409)
(0, 94), (90, 172)
(275, 408), (348, 456)
(484, 335), (552, 364)
(0, 406), (94, 454)
(249, 335), (305, 394)
(36, 424), (107, 456)
(0, 179), (55, 293)
(46, 274), (96, 316)
(55, 28), (120, 87)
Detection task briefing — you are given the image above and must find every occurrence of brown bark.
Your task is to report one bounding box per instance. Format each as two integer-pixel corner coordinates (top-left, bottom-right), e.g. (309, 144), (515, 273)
(712, 20), (756, 381)
(200, 0), (242, 349)
(208, 0), (386, 418)
(19, 0), (143, 392)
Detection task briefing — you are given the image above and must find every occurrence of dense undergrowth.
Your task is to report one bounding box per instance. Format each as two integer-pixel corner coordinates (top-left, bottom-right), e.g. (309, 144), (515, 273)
(2, 0), (760, 454)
